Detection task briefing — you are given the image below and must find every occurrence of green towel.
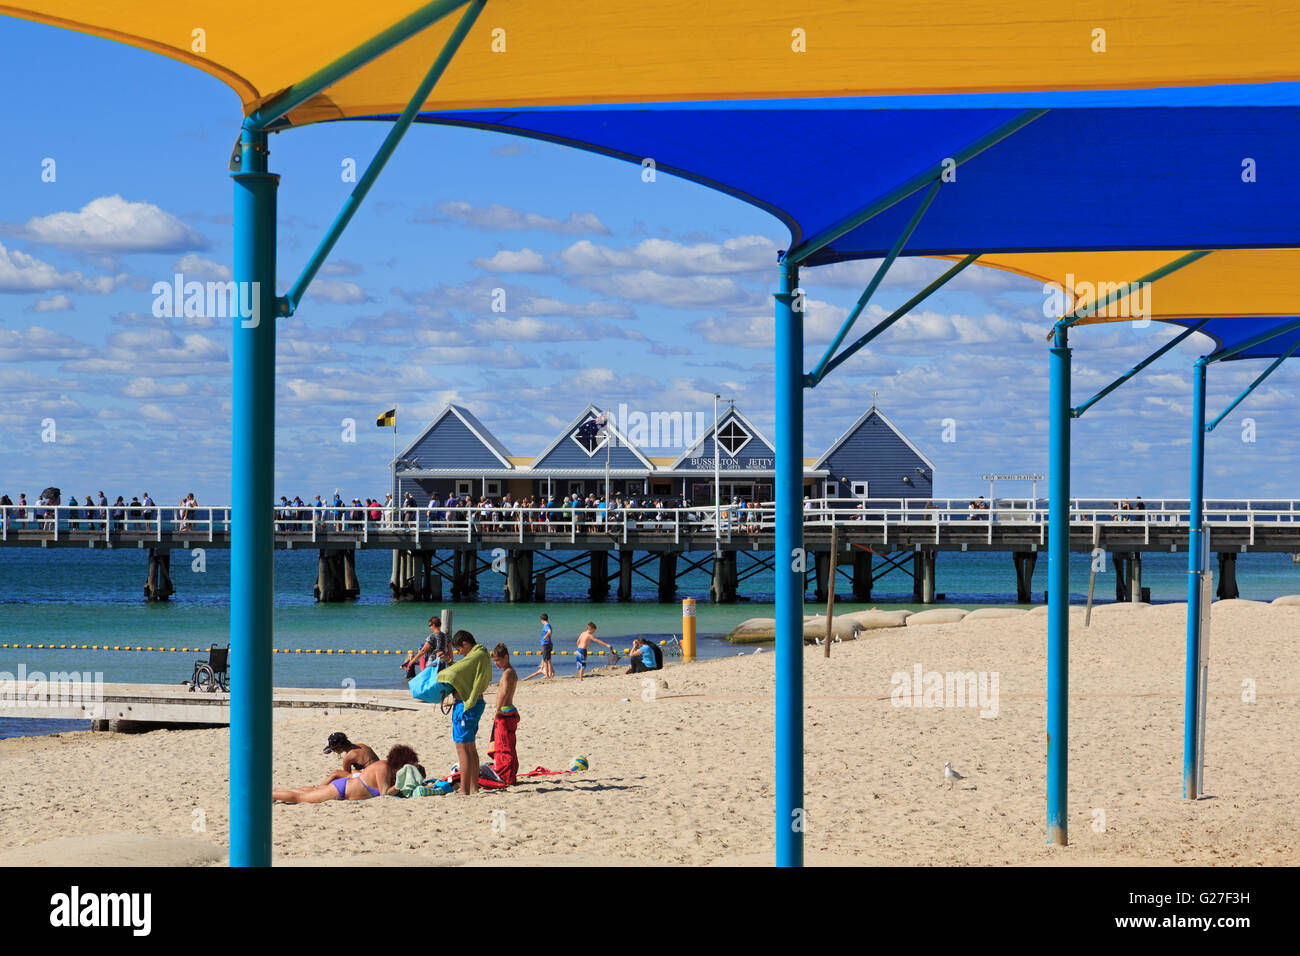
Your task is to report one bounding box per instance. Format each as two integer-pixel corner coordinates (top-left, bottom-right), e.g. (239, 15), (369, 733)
(393, 763), (424, 798)
(436, 643), (492, 708)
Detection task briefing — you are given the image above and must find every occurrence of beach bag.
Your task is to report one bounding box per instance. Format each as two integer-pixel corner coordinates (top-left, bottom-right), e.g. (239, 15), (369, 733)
(408, 667), (450, 703)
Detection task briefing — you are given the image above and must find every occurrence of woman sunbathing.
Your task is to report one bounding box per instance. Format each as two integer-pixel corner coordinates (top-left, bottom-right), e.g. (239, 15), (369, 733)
(272, 744), (420, 803)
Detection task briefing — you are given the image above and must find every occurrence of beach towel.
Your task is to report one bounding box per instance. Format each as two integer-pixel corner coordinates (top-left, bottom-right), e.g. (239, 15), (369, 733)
(435, 643), (492, 708)
(393, 763), (425, 797)
(489, 708), (521, 785)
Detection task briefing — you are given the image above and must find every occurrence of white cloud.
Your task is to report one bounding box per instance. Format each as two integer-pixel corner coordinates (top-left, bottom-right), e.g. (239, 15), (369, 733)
(578, 271), (757, 310)
(471, 248), (549, 273)
(26, 294), (73, 313)
(11, 195), (207, 253)
(429, 201), (609, 235)
(557, 236), (774, 277)
(306, 279), (371, 304)
(0, 241), (127, 294)
(172, 254), (232, 281)
(137, 403), (179, 424)
(0, 326), (91, 362)
(123, 378), (191, 398)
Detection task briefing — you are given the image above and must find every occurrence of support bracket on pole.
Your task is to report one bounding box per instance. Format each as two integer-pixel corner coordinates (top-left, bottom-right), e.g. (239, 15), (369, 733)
(1205, 339), (1300, 431)
(1206, 314), (1300, 363)
(281, 0), (486, 316)
(805, 180), (941, 384)
(246, 0), (473, 131)
(784, 109), (1047, 266)
(805, 254), (981, 388)
(1071, 319), (1211, 418)
(1049, 250), (1212, 337)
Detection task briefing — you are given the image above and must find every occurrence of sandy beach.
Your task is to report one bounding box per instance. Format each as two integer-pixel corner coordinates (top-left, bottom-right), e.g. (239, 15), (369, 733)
(1, 600), (1297, 867)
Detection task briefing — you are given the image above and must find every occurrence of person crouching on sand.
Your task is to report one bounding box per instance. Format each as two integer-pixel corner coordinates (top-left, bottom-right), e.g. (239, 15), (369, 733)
(271, 744), (420, 803)
(576, 621), (611, 681)
(436, 630), (493, 794)
(488, 643), (520, 785)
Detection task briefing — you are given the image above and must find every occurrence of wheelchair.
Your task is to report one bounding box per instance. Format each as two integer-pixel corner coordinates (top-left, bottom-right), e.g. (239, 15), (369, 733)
(190, 643), (230, 693)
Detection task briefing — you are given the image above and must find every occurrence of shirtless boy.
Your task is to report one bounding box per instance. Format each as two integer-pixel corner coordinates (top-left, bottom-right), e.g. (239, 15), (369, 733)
(489, 643), (521, 784)
(575, 621), (612, 681)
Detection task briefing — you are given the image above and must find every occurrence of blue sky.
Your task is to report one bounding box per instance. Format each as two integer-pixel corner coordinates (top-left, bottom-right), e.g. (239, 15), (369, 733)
(0, 18), (1296, 507)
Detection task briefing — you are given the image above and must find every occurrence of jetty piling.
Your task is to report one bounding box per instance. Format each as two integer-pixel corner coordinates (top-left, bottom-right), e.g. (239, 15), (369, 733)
(144, 547), (174, 602)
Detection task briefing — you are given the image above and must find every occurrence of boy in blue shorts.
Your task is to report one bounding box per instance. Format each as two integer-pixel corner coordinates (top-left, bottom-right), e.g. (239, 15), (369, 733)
(575, 621), (612, 682)
(434, 630), (493, 794)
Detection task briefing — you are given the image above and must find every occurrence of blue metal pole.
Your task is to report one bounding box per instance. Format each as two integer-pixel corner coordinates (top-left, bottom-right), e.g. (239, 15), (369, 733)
(230, 126), (278, 866)
(1184, 357), (1208, 800)
(774, 256), (804, 867)
(1046, 324), (1070, 845)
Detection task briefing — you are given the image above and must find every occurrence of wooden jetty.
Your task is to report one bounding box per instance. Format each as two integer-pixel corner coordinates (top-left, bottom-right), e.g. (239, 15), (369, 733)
(3, 499), (1299, 605)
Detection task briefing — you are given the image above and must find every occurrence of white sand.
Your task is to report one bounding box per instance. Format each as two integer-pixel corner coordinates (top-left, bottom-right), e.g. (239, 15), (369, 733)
(1, 600), (1296, 866)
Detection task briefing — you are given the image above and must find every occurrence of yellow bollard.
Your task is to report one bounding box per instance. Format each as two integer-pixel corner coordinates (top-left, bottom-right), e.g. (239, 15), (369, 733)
(682, 597), (696, 662)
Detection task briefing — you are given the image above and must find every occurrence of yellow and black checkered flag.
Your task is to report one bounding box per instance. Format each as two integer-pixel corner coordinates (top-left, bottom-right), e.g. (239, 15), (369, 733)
(376, 408), (396, 427)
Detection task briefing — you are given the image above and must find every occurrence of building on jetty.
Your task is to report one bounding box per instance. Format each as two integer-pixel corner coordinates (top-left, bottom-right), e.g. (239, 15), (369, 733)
(391, 401), (934, 506)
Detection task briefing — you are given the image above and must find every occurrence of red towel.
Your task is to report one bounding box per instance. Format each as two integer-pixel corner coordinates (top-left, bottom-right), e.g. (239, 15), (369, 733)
(490, 710), (521, 785)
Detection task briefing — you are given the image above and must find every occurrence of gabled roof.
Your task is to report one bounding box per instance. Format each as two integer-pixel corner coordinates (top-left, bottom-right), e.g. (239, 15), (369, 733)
(397, 403), (514, 469)
(670, 405), (775, 469)
(814, 406), (936, 472)
(529, 404), (655, 470)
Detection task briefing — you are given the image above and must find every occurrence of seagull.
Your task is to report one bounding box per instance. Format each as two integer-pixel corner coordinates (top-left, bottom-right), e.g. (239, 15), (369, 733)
(944, 761), (965, 790)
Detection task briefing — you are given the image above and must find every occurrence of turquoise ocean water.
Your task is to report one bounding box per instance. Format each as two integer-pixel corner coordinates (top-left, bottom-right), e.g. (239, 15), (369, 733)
(2, 546), (1297, 738)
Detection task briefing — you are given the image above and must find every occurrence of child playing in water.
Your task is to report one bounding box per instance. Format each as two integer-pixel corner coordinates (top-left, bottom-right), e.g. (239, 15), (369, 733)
(575, 621), (611, 681)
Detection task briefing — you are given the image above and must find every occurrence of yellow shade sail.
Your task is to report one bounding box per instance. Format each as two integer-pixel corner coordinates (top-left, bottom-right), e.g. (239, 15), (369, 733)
(953, 250), (1300, 323)
(4, 2), (1300, 124)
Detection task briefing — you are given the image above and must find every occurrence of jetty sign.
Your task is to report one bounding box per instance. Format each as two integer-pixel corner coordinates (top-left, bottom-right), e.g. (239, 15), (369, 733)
(981, 474), (1044, 481)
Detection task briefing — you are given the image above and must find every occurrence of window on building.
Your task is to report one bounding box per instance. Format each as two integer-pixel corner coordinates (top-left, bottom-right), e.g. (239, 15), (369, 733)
(455, 480), (473, 496)
(716, 418), (750, 456)
(568, 481), (585, 496)
(570, 417), (608, 456)
(852, 481), (869, 499)
(485, 480), (501, 497)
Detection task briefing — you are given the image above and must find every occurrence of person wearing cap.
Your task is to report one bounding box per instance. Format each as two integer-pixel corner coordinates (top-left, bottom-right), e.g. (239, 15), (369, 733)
(317, 733), (378, 787)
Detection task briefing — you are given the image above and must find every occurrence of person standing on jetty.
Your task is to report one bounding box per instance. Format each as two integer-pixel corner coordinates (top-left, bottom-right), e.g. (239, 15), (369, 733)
(435, 630), (493, 794)
(522, 612), (555, 682)
(575, 621), (612, 681)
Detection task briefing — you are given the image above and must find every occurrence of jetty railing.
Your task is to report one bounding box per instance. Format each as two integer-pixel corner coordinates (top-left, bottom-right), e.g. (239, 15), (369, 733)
(2, 498), (1299, 544)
